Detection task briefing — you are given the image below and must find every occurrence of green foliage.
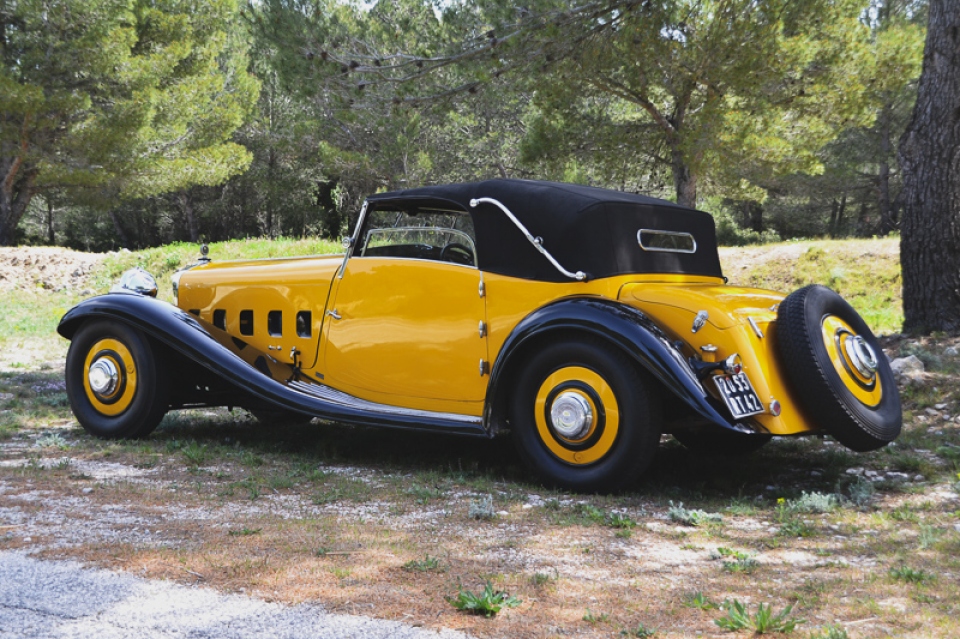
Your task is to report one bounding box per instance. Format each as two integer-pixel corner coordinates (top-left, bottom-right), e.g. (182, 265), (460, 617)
(714, 547), (760, 574)
(733, 239), (902, 334)
(1, 0), (259, 245)
(582, 609), (610, 623)
(181, 441), (209, 466)
(715, 600), (804, 634)
(448, 582), (520, 617)
(621, 622), (656, 637)
(889, 564), (935, 584)
(807, 626), (849, 639)
(789, 492), (839, 514)
(668, 501), (723, 527)
(469, 494), (496, 520)
(402, 554), (444, 573)
(684, 591), (721, 610)
(835, 475), (876, 507)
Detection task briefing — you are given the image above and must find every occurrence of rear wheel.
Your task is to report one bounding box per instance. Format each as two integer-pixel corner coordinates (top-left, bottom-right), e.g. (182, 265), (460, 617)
(776, 285), (901, 451)
(65, 321), (169, 439)
(509, 340), (661, 492)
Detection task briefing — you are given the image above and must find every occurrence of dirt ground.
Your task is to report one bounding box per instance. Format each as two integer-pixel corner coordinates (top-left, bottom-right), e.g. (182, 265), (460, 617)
(0, 246), (104, 294)
(3, 242), (960, 639)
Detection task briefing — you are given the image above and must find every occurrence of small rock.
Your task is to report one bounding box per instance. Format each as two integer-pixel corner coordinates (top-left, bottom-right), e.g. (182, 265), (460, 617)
(913, 474), (924, 482)
(23, 537), (32, 543)
(82, 487), (93, 494)
(885, 472), (910, 482)
(945, 346), (959, 357)
(496, 510), (509, 517)
(890, 355), (925, 384)
(864, 470), (879, 479)
(810, 470), (823, 477)
(522, 504), (533, 510)
(925, 408), (940, 417)
(936, 403), (949, 410)
(846, 467), (864, 476)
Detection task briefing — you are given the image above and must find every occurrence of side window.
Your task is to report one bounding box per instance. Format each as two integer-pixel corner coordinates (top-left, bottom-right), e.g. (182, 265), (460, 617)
(357, 209), (477, 267)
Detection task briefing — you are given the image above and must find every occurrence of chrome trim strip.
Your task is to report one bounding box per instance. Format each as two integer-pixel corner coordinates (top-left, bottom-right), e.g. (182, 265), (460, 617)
(339, 200), (368, 279)
(637, 229), (697, 254)
(747, 316), (764, 339)
(287, 380), (483, 425)
(469, 197), (587, 282)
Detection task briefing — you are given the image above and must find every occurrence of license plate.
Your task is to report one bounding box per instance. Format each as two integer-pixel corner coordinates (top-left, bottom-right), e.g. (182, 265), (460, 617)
(712, 372), (765, 419)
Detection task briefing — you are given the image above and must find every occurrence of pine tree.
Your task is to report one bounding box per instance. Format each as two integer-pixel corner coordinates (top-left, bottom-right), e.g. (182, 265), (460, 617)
(0, 0), (259, 245)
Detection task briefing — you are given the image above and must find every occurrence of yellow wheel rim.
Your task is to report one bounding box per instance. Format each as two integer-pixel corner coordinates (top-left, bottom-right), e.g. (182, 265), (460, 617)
(82, 338), (138, 416)
(821, 316), (882, 407)
(534, 366), (620, 466)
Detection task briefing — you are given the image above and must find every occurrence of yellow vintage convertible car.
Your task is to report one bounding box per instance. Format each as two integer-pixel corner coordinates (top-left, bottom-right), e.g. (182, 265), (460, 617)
(58, 180), (901, 491)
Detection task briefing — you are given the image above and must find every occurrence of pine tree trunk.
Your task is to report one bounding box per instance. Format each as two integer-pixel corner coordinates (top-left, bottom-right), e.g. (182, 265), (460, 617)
(671, 147), (697, 208)
(46, 198), (55, 245)
(0, 155), (37, 246)
(179, 192), (200, 243)
(898, 0), (960, 335)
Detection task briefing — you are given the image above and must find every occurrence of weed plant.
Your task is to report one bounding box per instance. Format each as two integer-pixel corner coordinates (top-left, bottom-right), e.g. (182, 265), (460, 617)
(889, 564), (935, 584)
(402, 554), (444, 572)
(448, 582), (520, 617)
(683, 591), (720, 610)
(469, 494), (496, 520)
(622, 622), (656, 637)
(582, 609), (610, 623)
(714, 599), (803, 633)
(668, 501), (722, 526)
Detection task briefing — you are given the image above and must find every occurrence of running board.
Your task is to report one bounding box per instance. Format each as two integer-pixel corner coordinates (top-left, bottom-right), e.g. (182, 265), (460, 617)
(287, 380), (485, 432)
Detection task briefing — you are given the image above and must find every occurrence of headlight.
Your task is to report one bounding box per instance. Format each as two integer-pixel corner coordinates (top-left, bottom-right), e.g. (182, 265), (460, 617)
(110, 267), (158, 297)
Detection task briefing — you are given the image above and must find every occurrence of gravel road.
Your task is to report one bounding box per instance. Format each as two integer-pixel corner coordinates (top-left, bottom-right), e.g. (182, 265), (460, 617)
(0, 551), (468, 639)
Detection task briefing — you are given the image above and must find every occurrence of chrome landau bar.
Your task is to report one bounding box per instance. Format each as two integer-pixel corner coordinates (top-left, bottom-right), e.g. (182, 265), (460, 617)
(469, 196), (588, 282)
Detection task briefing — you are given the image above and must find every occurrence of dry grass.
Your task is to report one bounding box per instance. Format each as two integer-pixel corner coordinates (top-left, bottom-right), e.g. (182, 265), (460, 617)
(3, 340), (960, 639)
(4, 239), (959, 638)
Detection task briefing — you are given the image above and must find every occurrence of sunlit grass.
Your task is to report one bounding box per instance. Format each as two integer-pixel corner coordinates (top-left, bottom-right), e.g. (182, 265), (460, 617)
(721, 238), (901, 334)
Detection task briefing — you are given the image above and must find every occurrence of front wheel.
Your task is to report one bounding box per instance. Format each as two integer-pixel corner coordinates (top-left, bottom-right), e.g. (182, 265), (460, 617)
(65, 321), (169, 439)
(776, 285), (901, 451)
(509, 339), (661, 492)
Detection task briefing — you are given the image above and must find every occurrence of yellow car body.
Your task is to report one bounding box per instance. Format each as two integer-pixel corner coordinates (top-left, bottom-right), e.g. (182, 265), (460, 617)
(58, 179), (901, 491)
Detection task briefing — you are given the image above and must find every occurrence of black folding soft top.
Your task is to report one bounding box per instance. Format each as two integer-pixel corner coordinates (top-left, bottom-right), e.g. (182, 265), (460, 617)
(366, 179), (723, 283)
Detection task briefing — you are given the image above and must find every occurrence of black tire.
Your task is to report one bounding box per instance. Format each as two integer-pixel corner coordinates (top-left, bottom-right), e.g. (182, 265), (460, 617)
(776, 285), (901, 451)
(509, 339), (661, 492)
(65, 320), (169, 439)
(672, 429), (772, 455)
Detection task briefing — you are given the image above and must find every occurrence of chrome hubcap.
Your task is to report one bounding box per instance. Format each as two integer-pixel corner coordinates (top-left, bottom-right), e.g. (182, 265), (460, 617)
(88, 358), (119, 396)
(844, 335), (878, 379)
(550, 392), (593, 440)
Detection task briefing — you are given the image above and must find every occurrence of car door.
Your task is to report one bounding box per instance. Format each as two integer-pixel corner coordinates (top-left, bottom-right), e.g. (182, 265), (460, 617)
(322, 210), (489, 404)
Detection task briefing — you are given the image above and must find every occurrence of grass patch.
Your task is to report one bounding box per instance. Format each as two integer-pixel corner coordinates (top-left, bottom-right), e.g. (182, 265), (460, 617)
(402, 554), (444, 573)
(723, 238), (901, 333)
(714, 600), (804, 634)
(448, 582), (521, 617)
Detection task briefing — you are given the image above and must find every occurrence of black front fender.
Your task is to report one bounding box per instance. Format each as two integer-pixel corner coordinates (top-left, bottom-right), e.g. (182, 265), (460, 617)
(485, 297), (741, 432)
(58, 293), (487, 436)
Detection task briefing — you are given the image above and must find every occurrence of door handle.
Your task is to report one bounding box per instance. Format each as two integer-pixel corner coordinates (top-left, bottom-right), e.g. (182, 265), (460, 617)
(326, 309), (342, 320)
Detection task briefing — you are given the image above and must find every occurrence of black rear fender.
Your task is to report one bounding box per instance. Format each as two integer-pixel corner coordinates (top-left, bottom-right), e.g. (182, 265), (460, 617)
(485, 297), (740, 433)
